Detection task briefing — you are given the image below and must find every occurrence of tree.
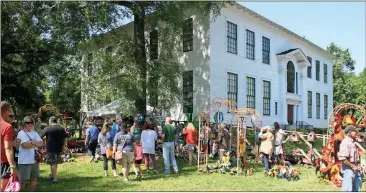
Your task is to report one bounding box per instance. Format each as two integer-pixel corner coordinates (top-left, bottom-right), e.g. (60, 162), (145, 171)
(2, 1), (229, 119)
(355, 68), (366, 106)
(327, 42), (357, 107)
(82, 1), (230, 115)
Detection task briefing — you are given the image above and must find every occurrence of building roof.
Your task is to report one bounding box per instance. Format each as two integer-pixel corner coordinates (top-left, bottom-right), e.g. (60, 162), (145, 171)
(233, 2), (334, 59)
(277, 48), (299, 56)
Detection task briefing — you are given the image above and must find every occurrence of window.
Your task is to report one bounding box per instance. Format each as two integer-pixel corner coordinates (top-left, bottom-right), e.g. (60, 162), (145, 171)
(183, 18), (193, 52)
(227, 22), (237, 54)
(87, 53), (93, 77)
(227, 73), (238, 110)
(324, 63), (328, 83)
(87, 100), (93, 111)
(308, 91), (312, 118)
(246, 77), (255, 109)
(275, 102), (278, 115)
(262, 36), (270, 64)
(183, 71), (193, 113)
(324, 95), (328, 119)
(307, 56), (312, 78)
(316, 93), (320, 119)
(150, 30), (158, 60)
(246, 30), (255, 60)
(316, 60), (320, 81)
(287, 61), (295, 93)
(263, 80), (271, 115)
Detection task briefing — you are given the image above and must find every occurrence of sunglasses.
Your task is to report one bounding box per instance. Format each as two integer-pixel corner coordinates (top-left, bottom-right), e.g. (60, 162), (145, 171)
(25, 122), (34, 125)
(8, 115), (15, 119)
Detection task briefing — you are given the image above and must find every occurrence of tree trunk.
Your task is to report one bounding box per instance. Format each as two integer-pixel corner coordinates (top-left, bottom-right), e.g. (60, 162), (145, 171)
(133, 2), (147, 115)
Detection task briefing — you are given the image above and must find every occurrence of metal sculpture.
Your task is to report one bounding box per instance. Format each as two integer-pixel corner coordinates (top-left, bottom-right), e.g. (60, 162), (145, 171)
(232, 108), (262, 176)
(320, 103), (366, 186)
(197, 98), (237, 171)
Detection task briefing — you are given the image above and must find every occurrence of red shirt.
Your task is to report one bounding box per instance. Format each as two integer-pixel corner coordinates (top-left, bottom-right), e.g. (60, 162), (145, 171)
(1, 119), (14, 163)
(183, 129), (197, 145)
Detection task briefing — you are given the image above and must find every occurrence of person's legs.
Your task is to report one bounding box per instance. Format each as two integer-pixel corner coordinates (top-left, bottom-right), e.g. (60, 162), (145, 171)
(168, 142), (178, 173)
(18, 164), (31, 191)
(150, 154), (157, 171)
(144, 154), (150, 171)
(51, 164), (58, 182)
(353, 171), (362, 192)
(188, 150), (193, 165)
(341, 168), (354, 191)
(102, 154), (108, 176)
(122, 153), (128, 181)
(111, 159), (118, 176)
(46, 153), (59, 182)
(263, 153), (270, 172)
(87, 139), (93, 159)
(162, 142), (171, 173)
(29, 163), (40, 191)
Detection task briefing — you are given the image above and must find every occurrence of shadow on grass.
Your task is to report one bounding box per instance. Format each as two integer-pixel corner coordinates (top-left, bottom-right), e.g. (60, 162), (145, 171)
(36, 175), (137, 192)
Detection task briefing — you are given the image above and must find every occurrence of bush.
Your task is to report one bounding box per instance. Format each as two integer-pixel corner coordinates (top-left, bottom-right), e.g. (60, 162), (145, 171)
(314, 127), (327, 134)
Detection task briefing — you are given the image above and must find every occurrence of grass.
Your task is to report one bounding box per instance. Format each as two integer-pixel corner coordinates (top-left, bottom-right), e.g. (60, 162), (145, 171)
(34, 154), (366, 192)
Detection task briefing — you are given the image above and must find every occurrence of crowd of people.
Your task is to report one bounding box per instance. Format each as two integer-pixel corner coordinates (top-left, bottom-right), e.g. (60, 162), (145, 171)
(1, 101), (69, 191)
(1, 100), (363, 192)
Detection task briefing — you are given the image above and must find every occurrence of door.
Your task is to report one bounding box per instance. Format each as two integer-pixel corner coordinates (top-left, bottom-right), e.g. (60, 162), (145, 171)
(287, 105), (294, 125)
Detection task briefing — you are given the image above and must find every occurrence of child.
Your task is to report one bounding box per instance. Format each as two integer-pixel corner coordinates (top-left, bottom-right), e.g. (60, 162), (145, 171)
(134, 137), (143, 179)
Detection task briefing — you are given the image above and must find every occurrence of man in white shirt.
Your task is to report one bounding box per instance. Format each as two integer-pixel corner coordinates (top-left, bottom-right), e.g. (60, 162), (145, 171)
(17, 116), (43, 191)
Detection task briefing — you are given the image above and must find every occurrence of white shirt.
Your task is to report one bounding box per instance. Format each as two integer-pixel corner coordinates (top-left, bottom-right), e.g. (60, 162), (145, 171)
(275, 129), (286, 146)
(17, 130), (42, 164)
(141, 129), (157, 154)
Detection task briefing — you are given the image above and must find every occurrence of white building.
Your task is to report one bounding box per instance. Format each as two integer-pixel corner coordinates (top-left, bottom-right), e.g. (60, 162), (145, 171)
(81, 3), (333, 128)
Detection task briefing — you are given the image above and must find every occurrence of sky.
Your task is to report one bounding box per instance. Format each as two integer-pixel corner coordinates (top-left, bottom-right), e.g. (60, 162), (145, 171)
(239, 1), (366, 75)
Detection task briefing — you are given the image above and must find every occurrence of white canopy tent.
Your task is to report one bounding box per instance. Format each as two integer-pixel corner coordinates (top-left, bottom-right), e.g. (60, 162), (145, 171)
(86, 100), (164, 119)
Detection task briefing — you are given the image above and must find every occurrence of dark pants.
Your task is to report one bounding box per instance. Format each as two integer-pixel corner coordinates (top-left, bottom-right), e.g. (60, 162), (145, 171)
(263, 153), (272, 171)
(102, 154), (116, 170)
(88, 139), (98, 158)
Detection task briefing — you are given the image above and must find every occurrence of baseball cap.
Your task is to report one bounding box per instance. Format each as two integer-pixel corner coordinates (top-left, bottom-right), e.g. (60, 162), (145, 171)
(344, 125), (360, 134)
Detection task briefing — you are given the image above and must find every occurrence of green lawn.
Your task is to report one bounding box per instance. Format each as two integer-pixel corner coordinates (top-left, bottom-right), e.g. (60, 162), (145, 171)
(33, 154), (365, 192)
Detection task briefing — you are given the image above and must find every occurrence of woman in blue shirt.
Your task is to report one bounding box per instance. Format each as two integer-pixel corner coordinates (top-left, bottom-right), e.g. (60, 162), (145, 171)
(98, 123), (117, 177)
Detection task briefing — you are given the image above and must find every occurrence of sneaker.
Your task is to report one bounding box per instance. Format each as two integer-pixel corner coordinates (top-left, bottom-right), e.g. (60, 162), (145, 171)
(172, 170), (178, 174)
(123, 178), (129, 183)
(90, 156), (95, 162)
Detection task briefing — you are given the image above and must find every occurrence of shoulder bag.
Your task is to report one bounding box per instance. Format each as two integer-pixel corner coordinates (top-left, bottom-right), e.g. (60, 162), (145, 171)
(114, 135), (128, 164)
(23, 131), (43, 163)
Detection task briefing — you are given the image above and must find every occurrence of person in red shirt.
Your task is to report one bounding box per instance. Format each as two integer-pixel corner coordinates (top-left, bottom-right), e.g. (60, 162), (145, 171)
(182, 123), (197, 166)
(1, 101), (19, 191)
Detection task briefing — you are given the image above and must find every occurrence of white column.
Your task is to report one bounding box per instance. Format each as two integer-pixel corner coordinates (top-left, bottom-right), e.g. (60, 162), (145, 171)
(279, 62), (288, 125)
(298, 71), (304, 121)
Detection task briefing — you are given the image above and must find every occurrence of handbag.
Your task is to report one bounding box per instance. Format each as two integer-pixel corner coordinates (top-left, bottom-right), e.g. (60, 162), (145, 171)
(5, 175), (21, 192)
(105, 146), (113, 159)
(114, 135), (128, 164)
(23, 131), (43, 163)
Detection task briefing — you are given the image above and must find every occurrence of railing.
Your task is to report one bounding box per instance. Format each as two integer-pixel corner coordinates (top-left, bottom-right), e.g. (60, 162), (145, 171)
(296, 121), (313, 130)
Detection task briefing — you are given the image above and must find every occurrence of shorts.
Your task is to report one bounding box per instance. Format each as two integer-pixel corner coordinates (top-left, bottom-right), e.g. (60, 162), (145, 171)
(1, 163), (11, 179)
(184, 144), (195, 151)
(18, 164), (40, 181)
(134, 159), (142, 165)
(46, 152), (63, 165)
(174, 140), (181, 146)
(121, 152), (134, 168)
